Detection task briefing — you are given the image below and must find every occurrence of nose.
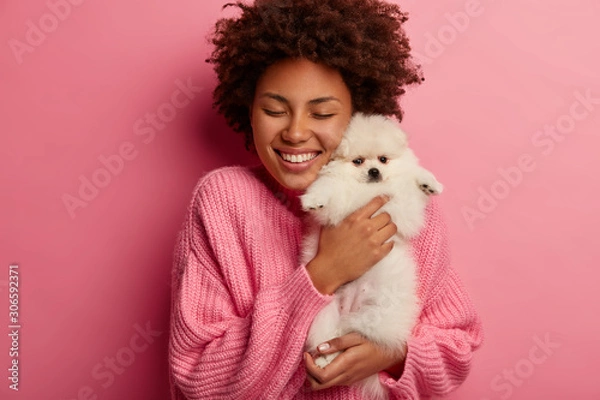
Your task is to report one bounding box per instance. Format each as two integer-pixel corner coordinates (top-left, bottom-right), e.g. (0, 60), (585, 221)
(281, 114), (311, 143)
(368, 168), (380, 180)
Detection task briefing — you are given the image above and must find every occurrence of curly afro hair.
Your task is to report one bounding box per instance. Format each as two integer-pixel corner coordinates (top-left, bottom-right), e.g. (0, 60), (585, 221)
(207, 0), (424, 149)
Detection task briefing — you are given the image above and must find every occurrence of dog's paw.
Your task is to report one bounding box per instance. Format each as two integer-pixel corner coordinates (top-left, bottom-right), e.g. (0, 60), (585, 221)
(419, 182), (443, 195)
(417, 172), (443, 196)
(314, 351), (341, 368)
(300, 193), (326, 211)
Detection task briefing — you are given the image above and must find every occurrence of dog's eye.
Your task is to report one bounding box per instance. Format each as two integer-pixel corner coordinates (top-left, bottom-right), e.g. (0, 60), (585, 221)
(379, 156), (388, 164)
(352, 158), (364, 166)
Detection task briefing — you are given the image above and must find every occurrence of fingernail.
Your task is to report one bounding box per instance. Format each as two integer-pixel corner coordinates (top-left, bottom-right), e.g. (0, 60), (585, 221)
(318, 342), (330, 352)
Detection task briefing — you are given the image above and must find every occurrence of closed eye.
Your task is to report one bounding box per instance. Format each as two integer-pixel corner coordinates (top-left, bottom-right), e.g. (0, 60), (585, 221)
(263, 109), (286, 117)
(313, 113), (335, 120)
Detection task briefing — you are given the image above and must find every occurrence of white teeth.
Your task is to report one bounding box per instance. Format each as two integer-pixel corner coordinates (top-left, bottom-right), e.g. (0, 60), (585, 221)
(280, 152), (318, 163)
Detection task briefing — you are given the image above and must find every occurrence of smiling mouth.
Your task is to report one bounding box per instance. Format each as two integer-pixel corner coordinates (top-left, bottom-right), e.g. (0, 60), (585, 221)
(276, 151), (320, 163)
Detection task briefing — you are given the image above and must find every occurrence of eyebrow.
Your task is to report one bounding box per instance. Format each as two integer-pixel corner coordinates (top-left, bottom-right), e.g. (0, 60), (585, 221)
(260, 93), (341, 105)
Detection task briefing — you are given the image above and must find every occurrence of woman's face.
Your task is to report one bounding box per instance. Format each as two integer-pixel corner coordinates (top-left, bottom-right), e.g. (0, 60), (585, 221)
(250, 58), (353, 191)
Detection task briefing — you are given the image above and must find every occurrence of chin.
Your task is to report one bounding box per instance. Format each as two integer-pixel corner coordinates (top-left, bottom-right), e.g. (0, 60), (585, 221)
(300, 112), (443, 400)
(276, 174), (312, 192)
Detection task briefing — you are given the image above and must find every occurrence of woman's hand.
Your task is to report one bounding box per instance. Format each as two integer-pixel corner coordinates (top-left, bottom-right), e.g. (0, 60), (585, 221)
(305, 196), (397, 295)
(304, 332), (406, 391)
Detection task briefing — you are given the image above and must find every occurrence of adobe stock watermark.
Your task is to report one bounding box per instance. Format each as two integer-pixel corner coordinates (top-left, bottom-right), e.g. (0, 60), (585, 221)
(61, 78), (203, 219)
(480, 332), (563, 400)
(7, 264), (21, 392)
(61, 321), (163, 400)
(462, 88), (600, 230)
(412, 0), (490, 66)
(7, 0), (88, 65)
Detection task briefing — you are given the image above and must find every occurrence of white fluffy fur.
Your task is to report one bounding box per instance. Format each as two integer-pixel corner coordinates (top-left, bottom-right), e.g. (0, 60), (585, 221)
(301, 113), (443, 400)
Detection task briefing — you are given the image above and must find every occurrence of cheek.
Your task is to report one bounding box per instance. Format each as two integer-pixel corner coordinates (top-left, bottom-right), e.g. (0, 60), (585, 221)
(317, 126), (345, 150)
(251, 118), (276, 145)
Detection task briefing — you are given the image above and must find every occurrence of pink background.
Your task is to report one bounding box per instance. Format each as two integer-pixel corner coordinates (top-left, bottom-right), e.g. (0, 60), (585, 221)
(1, 0), (599, 399)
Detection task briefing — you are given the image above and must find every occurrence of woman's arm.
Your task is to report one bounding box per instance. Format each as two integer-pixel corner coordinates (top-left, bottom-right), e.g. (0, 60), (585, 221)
(168, 173), (331, 400)
(384, 198), (484, 399)
(169, 250), (324, 400)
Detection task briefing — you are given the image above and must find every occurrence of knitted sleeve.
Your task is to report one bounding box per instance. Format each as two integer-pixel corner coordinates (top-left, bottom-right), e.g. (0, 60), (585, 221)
(383, 198), (484, 399)
(168, 171), (330, 400)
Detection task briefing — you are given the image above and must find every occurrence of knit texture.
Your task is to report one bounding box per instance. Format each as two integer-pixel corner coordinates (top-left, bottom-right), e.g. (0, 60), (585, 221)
(168, 165), (483, 400)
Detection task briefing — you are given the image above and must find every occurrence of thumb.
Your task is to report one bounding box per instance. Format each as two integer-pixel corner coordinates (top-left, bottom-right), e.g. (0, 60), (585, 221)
(316, 332), (365, 354)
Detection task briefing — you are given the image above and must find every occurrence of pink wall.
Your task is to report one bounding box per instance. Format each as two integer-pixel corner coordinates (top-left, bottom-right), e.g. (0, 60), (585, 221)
(1, 0), (599, 399)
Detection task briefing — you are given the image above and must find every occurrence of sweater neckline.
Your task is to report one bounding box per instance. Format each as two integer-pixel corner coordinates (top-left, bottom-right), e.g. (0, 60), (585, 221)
(250, 164), (305, 217)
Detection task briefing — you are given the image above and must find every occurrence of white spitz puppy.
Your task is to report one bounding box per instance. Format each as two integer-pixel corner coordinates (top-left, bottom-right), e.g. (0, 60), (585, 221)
(301, 113), (443, 400)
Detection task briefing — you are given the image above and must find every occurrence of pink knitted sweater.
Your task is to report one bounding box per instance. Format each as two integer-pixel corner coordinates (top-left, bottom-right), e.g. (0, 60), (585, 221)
(168, 165), (483, 400)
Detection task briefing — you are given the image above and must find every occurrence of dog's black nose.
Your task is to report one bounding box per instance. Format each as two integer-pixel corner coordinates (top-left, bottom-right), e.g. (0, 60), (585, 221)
(368, 168), (380, 179)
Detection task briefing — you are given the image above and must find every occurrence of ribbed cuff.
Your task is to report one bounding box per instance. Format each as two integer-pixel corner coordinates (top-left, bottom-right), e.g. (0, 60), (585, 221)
(278, 265), (333, 324)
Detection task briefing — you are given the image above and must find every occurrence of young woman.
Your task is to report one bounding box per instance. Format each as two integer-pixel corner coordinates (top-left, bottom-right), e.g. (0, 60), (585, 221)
(168, 1), (483, 399)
